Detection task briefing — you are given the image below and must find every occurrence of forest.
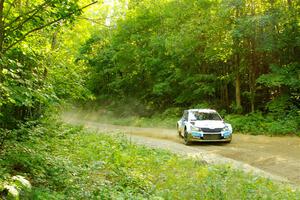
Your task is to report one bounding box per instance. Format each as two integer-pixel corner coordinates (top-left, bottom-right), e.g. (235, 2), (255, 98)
(0, 0), (299, 199)
(0, 0), (299, 133)
(79, 0), (300, 135)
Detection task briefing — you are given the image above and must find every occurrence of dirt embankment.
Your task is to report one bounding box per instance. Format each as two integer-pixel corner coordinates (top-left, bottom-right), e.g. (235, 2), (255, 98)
(62, 114), (300, 187)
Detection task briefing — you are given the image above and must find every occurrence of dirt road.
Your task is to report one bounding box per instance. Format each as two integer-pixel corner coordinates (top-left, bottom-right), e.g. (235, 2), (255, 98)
(62, 115), (300, 187)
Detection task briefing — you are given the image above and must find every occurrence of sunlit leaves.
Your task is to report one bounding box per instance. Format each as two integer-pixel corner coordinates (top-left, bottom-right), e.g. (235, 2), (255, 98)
(80, 0), (300, 114)
(0, 0), (102, 128)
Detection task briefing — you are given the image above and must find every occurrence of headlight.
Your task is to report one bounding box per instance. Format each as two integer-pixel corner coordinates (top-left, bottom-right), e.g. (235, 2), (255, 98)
(191, 126), (201, 131)
(222, 126), (229, 131)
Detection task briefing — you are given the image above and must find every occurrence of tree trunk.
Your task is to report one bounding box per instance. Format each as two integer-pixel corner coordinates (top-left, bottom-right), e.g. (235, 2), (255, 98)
(224, 83), (229, 109)
(235, 53), (242, 113)
(287, 0), (298, 62)
(235, 73), (242, 112)
(51, 29), (59, 50)
(249, 39), (256, 113)
(0, 0), (5, 54)
(234, 4), (243, 113)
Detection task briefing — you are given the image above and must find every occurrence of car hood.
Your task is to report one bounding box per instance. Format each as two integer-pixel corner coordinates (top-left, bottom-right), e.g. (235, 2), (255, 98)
(194, 120), (225, 129)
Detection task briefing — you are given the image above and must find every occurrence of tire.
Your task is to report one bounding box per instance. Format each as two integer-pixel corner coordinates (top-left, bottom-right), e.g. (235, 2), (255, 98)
(177, 124), (182, 138)
(184, 129), (190, 145)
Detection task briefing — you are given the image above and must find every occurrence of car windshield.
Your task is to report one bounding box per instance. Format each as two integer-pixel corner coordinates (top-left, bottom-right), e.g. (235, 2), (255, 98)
(191, 111), (221, 121)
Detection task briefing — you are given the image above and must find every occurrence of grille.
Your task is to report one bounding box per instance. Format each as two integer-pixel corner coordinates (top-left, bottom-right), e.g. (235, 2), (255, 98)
(203, 134), (222, 140)
(201, 128), (223, 133)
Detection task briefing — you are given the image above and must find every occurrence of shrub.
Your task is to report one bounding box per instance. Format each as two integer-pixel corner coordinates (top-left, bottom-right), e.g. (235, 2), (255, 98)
(225, 113), (299, 136)
(1, 123), (299, 199)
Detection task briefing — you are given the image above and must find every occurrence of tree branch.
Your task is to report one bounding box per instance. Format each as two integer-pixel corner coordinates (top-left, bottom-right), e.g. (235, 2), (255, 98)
(0, 0), (5, 53)
(78, 16), (113, 26)
(2, 1), (98, 53)
(4, 0), (51, 29)
(6, 2), (48, 35)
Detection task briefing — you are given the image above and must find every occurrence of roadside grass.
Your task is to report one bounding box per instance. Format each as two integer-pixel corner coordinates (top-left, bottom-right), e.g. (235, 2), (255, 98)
(0, 122), (299, 199)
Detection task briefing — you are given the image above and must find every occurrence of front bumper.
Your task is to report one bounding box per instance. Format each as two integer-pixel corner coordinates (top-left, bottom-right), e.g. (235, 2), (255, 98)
(188, 131), (232, 142)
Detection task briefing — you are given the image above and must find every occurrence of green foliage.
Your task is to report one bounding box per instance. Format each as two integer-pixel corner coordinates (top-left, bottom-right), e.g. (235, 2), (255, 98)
(257, 64), (300, 89)
(0, 0), (97, 130)
(79, 0), (300, 118)
(0, 123), (299, 199)
(46, 51), (93, 102)
(161, 107), (183, 118)
(266, 95), (293, 116)
(0, 50), (57, 129)
(225, 113), (300, 136)
(0, 0), (94, 53)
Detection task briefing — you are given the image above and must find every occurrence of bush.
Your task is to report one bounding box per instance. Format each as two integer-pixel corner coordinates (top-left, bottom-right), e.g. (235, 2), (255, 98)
(0, 122), (299, 199)
(161, 107), (183, 118)
(225, 113), (300, 136)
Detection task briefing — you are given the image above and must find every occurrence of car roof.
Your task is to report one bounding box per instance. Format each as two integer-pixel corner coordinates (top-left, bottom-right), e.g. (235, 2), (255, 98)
(187, 109), (217, 113)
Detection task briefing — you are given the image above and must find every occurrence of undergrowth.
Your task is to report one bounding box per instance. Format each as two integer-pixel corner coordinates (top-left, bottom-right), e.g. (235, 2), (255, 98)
(225, 112), (300, 136)
(0, 122), (299, 199)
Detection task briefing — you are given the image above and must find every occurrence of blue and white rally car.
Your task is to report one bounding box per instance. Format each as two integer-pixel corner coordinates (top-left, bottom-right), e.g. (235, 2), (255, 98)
(177, 109), (232, 145)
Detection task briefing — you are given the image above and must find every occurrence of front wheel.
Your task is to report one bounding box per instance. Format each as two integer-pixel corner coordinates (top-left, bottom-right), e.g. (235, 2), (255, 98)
(177, 125), (182, 138)
(184, 129), (190, 145)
